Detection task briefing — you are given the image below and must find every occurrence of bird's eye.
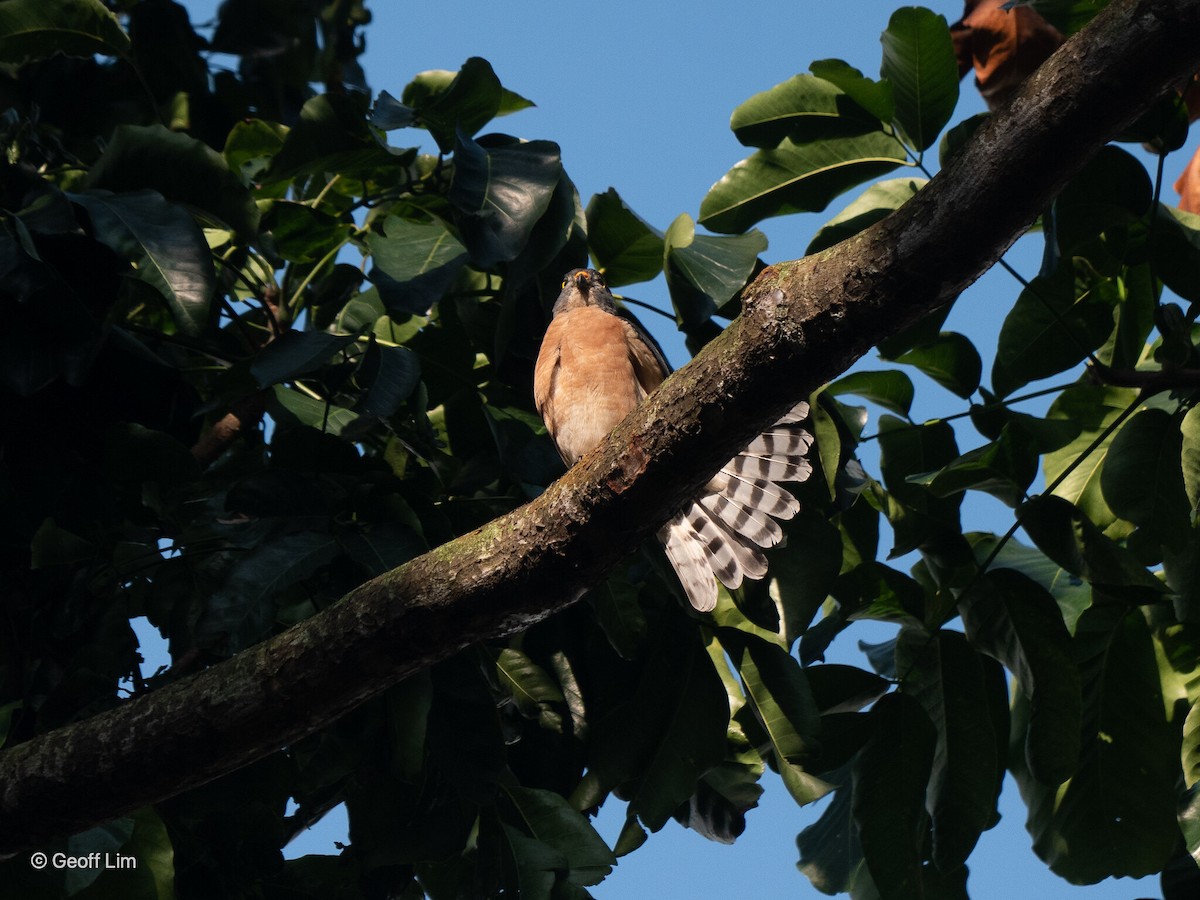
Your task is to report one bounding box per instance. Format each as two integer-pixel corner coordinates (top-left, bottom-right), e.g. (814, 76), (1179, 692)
(561, 278), (569, 288)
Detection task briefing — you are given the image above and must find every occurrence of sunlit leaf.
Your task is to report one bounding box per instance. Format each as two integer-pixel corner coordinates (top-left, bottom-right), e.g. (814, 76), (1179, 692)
(807, 177), (926, 254)
(367, 216), (468, 315)
(894, 331), (981, 399)
(699, 131), (908, 234)
(729, 74), (879, 148)
(1101, 407), (1189, 549)
(879, 6), (959, 152)
(827, 369), (914, 417)
(663, 213), (765, 329)
(810, 58), (896, 124)
(584, 188), (664, 287)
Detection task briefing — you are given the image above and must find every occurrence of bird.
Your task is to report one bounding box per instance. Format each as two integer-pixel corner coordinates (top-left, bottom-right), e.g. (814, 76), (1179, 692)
(533, 267), (813, 612)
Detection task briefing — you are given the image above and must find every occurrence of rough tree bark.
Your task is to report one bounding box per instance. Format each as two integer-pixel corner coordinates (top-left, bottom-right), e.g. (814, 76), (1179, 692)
(3, 0), (1199, 856)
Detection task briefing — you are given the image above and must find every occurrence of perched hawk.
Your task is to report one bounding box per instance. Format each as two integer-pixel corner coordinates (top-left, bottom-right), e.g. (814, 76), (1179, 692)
(534, 268), (813, 611)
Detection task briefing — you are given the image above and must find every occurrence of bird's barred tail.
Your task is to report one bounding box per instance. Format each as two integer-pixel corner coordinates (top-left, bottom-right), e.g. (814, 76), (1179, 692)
(657, 401), (814, 612)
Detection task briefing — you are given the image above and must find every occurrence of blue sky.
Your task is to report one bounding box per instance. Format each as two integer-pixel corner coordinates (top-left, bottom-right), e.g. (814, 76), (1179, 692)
(167, 1), (1191, 896)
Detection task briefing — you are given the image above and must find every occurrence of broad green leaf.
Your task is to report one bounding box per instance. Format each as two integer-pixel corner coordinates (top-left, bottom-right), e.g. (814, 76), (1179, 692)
(584, 188), (664, 287)
(811, 391), (843, 499)
(959, 569), (1081, 785)
(369, 89), (415, 131)
(260, 201), (352, 263)
(720, 630), (829, 805)
(699, 131), (908, 235)
(339, 522), (425, 577)
(1053, 146), (1151, 253)
(589, 571), (648, 660)
(1182, 782), (1200, 868)
(1019, 494), (1166, 597)
(852, 692), (935, 899)
(449, 133), (562, 267)
(251, 330), (361, 388)
(353, 341), (421, 422)
(911, 424), (1036, 508)
(223, 118), (288, 187)
(968, 533), (1091, 633)
(73, 189), (216, 336)
(267, 93), (396, 184)
(1153, 205), (1200, 303)
(897, 629), (1001, 871)
(268, 384), (358, 435)
(1028, 0), (1112, 35)
(367, 216), (468, 315)
(105, 422), (201, 486)
(400, 57), (533, 151)
(0, 0), (129, 65)
(877, 302), (953, 361)
(807, 177), (926, 254)
(969, 389), (1080, 454)
(504, 786), (616, 886)
(810, 59), (896, 124)
(1014, 604), (1179, 882)
(768, 510), (844, 648)
(894, 331), (981, 399)
(806, 665), (890, 715)
(1043, 383), (1139, 531)
(587, 624), (729, 833)
(503, 825), (567, 898)
(1101, 408), (1189, 549)
(879, 7), (959, 153)
(195, 531), (339, 653)
(827, 369), (914, 417)
(66, 818), (135, 893)
(730, 74), (878, 149)
(1183, 404), (1200, 517)
(876, 415), (963, 557)
(496, 648), (564, 733)
(86, 124), (259, 239)
(662, 213), (766, 329)
(991, 266), (1117, 398)
(797, 768), (875, 897)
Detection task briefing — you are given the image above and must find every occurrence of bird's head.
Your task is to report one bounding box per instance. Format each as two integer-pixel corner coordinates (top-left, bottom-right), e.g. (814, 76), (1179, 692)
(552, 268), (617, 316)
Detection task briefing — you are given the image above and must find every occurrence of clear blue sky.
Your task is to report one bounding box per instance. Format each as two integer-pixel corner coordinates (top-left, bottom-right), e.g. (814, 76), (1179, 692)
(166, 1), (1190, 896)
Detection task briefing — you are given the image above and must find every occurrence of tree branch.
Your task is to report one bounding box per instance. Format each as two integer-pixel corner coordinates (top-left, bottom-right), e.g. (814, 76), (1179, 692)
(3, 0), (1199, 855)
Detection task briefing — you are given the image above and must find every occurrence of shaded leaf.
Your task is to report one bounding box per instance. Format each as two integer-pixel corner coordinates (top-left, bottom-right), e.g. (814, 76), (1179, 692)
(449, 133), (562, 267)
(730, 74), (879, 148)
(73, 189), (215, 336)
(699, 131), (908, 234)
(959, 569), (1081, 784)
(911, 423), (1036, 508)
(852, 692), (935, 900)
(0, 0), (129, 65)
(496, 648), (564, 733)
(1101, 407), (1189, 549)
(807, 177), (926, 254)
(401, 58), (532, 152)
(827, 369), (914, 417)
(584, 188), (664, 287)
(85, 124), (259, 238)
(504, 786), (616, 886)
(251, 330), (361, 388)
(894, 332), (981, 399)
(367, 216), (468, 315)
(267, 93), (396, 184)
(879, 6), (959, 152)
(810, 58), (896, 124)
(662, 213), (765, 329)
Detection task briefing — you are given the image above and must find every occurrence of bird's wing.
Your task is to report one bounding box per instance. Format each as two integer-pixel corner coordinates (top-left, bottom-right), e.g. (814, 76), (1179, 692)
(620, 316), (669, 398)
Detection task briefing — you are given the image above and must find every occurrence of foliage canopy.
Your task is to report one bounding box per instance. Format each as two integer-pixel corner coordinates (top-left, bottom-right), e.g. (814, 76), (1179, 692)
(3, 1), (1200, 898)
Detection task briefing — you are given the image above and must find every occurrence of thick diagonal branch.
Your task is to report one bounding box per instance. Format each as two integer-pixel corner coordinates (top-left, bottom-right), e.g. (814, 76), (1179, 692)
(3, 0), (1199, 855)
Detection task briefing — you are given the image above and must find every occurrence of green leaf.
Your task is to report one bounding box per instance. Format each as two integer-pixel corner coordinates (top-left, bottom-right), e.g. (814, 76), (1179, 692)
(496, 647), (564, 732)
(768, 511), (844, 648)
(1152, 205), (1200, 303)
(1181, 782), (1200, 869)
(810, 59), (896, 124)
(968, 534), (1091, 633)
(991, 265), (1117, 398)
(196, 531), (339, 653)
(1053, 146), (1151, 253)
(797, 770), (875, 896)
(894, 332), (981, 399)
(1101, 408), (1190, 549)
(251, 330), (361, 388)
(30, 518), (94, 569)
(72, 189), (216, 336)
(720, 631), (829, 805)
(400, 57), (531, 151)
(261, 201), (352, 263)
(267, 93), (396, 184)
(1019, 494), (1166, 597)
(959, 569), (1081, 785)
(807, 177), (926, 254)
(698, 131), (908, 234)
(879, 6), (959, 152)
(353, 341), (421, 422)
(1015, 604), (1179, 882)
(1028, 0), (1113, 35)
(662, 213), (766, 329)
(876, 415), (963, 557)
(1183, 405), (1200, 518)
(224, 118), (288, 186)
(268, 384), (358, 435)
(729, 74), (879, 148)
(897, 629), (1001, 871)
(588, 570), (648, 660)
(827, 369), (914, 417)
(449, 133), (562, 267)
(504, 786), (616, 886)
(367, 216), (468, 316)
(1043, 384), (1139, 531)
(852, 692), (936, 900)
(912, 424), (1037, 508)
(584, 188), (664, 287)
(85, 124), (259, 239)
(0, 0), (129, 65)
(369, 89), (415, 130)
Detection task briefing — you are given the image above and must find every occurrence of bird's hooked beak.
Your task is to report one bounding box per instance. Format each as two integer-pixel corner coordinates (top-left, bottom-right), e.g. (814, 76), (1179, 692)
(574, 270), (591, 294)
